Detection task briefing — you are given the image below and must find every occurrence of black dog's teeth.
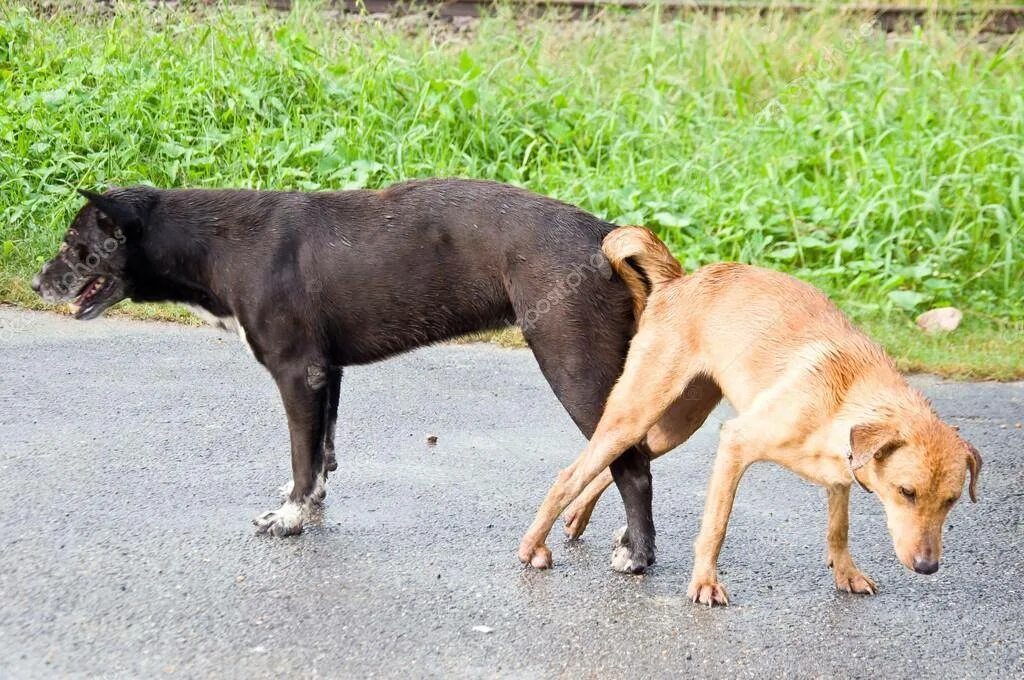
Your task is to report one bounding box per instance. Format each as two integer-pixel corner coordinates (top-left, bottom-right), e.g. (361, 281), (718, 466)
(74, 276), (107, 308)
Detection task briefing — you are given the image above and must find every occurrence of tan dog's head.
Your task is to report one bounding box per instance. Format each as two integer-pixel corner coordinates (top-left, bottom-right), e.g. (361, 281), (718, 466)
(850, 419), (980, 574)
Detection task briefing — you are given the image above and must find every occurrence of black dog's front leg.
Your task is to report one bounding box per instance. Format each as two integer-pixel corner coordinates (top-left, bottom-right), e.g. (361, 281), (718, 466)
(275, 366), (341, 497)
(254, 362), (328, 537)
(609, 446), (656, 573)
(323, 368), (341, 474)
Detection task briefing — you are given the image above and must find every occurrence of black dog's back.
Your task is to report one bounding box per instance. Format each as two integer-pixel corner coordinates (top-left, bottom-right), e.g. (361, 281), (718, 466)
(325, 179), (621, 363)
(149, 178), (626, 365)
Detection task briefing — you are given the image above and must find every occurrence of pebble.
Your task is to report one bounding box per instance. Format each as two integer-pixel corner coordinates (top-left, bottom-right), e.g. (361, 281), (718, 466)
(915, 307), (963, 333)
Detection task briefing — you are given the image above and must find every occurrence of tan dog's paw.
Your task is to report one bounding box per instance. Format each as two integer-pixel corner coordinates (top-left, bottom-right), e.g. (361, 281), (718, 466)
(518, 541), (553, 569)
(562, 501), (595, 540)
(687, 578), (729, 607)
(833, 567), (877, 595)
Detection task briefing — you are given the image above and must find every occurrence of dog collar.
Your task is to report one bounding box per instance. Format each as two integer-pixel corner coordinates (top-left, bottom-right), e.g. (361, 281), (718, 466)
(846, 449), (873, 494)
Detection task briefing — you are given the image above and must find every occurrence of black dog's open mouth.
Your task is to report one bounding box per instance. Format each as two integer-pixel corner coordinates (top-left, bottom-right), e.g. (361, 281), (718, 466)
(68, 276), (117, 319)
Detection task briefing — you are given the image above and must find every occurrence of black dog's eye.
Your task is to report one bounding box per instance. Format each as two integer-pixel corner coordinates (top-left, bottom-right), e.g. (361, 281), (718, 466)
(898, 486), (917, 501)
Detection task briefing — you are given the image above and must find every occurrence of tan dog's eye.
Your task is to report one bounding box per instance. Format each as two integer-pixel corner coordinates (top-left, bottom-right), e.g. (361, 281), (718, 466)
(898, 486), (917, 502)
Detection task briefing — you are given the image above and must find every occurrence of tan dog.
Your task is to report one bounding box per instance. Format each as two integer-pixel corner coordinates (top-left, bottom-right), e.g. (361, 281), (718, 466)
(518, 226), (981, 605)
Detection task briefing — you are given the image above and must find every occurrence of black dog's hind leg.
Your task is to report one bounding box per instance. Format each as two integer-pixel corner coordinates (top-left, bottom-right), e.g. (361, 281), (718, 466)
(256, 360), (329, 537)
(608, 446), (656, 573)
(518, 303), (656, 573)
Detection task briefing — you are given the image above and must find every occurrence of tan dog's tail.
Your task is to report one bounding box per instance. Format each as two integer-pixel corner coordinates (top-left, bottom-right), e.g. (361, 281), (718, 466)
(602, 226), (683, 321)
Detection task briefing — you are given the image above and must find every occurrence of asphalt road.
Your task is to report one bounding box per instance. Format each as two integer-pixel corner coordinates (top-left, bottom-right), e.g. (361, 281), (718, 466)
(0, 307), (1022, 679)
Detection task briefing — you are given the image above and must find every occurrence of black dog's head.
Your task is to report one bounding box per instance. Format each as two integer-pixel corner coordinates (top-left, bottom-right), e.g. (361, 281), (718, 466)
(32, 189), (151, 320)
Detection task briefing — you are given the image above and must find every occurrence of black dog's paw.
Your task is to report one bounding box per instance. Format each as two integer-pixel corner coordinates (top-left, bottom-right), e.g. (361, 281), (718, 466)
(610, 525), (655, 574)
(325, 449), (338, 473)
(253, 501), (315, 537)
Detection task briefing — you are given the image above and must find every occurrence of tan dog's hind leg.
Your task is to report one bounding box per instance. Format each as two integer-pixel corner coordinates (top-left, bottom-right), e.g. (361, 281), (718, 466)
(687, 420), (754, 606)
(562, 469), (613, 540)
(518, 330), (695, 568)
(827, 484), (877, 594)
(563, 376), (723, 539)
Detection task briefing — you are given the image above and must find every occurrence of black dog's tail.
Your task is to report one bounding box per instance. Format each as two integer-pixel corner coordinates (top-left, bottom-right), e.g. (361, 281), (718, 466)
(602, 226), (683, 323)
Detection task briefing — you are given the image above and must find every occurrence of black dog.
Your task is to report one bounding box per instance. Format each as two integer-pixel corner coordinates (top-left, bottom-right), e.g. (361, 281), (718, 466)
(33, 178), (657, 571)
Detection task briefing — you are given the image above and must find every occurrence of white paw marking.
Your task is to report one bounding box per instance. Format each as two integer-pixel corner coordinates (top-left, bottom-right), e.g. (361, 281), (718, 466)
(279, 471), (327, 500)
(611, 545), (639, 573)
(253, 500), (310, 537)
(613, 525), (628, 544)
(610, 525), (637, 573)
(278, 479), (295, 498)
(257, 474), (327, 537)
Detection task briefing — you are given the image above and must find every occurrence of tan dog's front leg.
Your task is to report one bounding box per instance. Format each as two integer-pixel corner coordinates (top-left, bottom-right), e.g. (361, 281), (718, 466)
(518, 448), (610, 568)
(688, 429), (749, 606)
(827, 484), (877, 594)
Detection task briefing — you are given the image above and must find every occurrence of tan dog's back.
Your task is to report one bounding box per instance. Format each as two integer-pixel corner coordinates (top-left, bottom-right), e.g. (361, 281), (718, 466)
(663, 262), (893, 412)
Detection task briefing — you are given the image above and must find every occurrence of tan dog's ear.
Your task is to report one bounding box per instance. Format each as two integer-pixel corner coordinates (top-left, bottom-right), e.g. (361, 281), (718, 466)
(965, 442), (982, 503)
(849, 423), (902, 470)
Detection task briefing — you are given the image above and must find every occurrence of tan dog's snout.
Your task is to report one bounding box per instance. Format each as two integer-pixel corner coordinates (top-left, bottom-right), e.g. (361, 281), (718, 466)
(912, 549), (940, 575)
(891, 523), (944, 574)
(909, 532), (943, 574)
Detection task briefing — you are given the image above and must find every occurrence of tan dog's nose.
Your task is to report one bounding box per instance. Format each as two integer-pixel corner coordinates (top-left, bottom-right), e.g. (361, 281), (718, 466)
(913, 555), (939, 574)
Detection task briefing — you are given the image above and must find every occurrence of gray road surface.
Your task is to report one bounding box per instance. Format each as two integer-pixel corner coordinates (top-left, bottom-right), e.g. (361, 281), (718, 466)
(0, 307), (1021, 679)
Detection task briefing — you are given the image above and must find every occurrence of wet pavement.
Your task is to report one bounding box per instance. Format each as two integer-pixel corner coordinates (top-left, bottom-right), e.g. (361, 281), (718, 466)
(0, 307), (1022, 678)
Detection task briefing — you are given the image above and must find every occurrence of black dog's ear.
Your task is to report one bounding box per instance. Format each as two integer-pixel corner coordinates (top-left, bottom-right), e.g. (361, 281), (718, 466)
(77, 188), (146, 232)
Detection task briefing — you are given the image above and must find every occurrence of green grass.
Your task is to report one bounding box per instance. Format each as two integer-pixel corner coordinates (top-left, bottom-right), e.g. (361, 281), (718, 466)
(459, 318), (1024, 381)
(0, 2), (1021, 377)
(859, 316), (1023, 380)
